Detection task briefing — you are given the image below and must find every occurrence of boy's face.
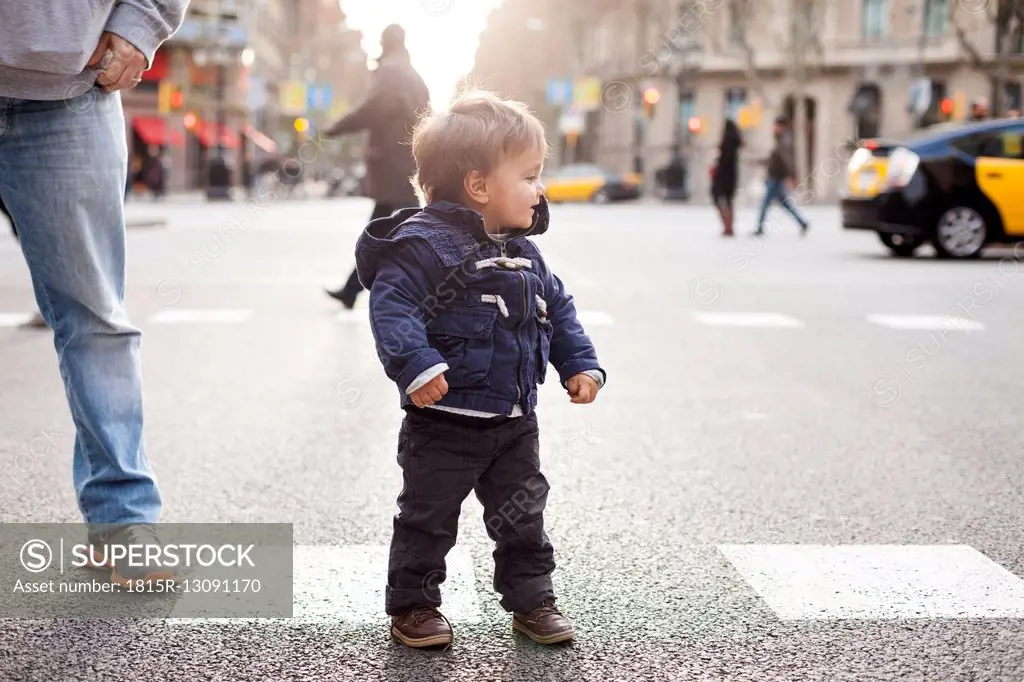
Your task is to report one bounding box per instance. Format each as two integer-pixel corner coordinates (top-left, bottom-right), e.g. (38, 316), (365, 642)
(479, 147), (547, 231)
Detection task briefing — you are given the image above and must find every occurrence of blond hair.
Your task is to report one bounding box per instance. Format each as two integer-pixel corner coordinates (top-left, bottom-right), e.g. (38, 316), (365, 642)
(410, 90), (548, 205)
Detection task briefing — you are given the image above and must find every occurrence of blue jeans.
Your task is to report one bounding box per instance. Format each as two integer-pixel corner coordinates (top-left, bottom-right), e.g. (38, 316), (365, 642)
(757, 178), (808, 233)
(0, 89), (161, 525)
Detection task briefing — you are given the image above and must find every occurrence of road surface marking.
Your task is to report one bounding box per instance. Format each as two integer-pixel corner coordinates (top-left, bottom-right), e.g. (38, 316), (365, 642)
(149, 309), (254, 324)
(576, 311), (614, 326)
(167, 544), (481, 624)
(0, 313), (35, 327)
(340, 309), (613, 327)
(693, 313), (805, 328)
(718, 544), (1024, 620)
(336, 310), (369, 323)
(867, 315), (984, 331)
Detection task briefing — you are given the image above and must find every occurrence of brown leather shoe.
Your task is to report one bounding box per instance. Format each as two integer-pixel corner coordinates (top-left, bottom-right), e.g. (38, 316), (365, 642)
(390, 605), (453, 648)
(512, 597), (574, 644)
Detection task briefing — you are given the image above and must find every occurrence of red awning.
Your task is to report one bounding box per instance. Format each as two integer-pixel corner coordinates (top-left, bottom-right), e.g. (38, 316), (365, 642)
(132, 116), (185, 146)
(191, 120), (240, 149)
(243, 125), (279, 154)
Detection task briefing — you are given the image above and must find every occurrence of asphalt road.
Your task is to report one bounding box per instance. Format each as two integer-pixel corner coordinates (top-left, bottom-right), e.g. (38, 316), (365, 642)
(1, 196), (1023, 681)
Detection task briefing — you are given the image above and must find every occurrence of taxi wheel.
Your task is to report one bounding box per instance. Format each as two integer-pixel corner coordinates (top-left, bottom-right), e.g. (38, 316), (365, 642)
(932, 206), (988, 259)
(878, 232), (921, 258)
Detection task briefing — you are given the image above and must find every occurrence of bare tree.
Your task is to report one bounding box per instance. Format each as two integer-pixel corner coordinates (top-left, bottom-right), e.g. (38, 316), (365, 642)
(952, 0), (1024, 117)
(724, 0), (825, 181)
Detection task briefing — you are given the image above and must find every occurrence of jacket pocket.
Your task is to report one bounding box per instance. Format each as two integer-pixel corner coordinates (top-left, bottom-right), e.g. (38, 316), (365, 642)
(0, 1), (115, 75)
(535, 317), (553, 384)
(426, 308), (497, 389)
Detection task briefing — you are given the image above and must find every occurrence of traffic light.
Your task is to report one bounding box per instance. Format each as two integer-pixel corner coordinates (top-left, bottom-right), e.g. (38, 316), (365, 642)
(183, 111), (197, 130)
(293, 117), (310, 133)
(642, 87), (660, 119)
(687, 116), (702, 134)
(158, 81), (184, 114)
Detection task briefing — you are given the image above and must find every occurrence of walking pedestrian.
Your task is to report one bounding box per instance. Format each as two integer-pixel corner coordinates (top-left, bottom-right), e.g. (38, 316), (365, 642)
(711, 119), (742, 237)
(754, 116), (810, 237)
(323, 23), (430, 309)
(355, 91), (606, 648)
(0, 0), (187, 583)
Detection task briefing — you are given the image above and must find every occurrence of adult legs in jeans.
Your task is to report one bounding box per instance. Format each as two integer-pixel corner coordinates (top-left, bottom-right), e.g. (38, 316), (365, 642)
(326, 201), (403, 308)
(756, 178), (809, 235)
(0, 90), (161, 525)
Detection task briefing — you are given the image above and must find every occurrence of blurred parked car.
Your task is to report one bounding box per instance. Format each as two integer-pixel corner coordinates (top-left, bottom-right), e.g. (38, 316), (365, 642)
(543, 163), (641, 203)
(842, 118), (1024, 259)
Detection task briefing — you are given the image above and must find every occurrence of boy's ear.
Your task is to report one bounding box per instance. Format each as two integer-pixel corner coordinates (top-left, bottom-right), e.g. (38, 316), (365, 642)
(463, 170), (488, 204)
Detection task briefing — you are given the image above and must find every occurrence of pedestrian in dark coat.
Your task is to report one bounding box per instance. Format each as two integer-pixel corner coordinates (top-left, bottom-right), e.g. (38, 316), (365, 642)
(711, 118), (742, 236)
(324, 23), (431, 308)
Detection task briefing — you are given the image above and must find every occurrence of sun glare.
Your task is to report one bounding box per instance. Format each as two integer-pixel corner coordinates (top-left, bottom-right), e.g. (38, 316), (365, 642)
(340, 0), (502, 109)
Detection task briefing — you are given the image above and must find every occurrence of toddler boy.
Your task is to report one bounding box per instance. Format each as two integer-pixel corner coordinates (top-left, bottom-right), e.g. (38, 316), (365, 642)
(354, 91), (606, 648)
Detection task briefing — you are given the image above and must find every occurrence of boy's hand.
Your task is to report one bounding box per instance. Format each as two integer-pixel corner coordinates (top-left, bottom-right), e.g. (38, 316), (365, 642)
(566, 374), (600, 404)
(410, 373), (448, 408)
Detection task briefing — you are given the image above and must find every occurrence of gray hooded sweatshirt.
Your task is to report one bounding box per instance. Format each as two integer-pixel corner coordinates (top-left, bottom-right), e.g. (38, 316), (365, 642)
(0, 1), (188, 101)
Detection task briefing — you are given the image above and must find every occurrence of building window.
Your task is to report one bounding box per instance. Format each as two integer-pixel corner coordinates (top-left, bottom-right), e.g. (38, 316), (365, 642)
(725, 87), (747, 121)
(923, 0), (947, 38)
(850, 83), (882, 139)
(678, 90), (696, 132)
(727, 4), (745, 45)
(862, 0), (887, 40)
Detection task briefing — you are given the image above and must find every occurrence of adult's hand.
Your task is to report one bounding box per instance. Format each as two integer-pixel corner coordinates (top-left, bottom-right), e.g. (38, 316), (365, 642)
(88, 32), (147, 93)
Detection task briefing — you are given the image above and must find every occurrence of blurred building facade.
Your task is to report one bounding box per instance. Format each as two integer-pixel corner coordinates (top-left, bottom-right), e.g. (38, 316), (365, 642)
(122, 0), (370, 193)
(470, 0), (1022, 203)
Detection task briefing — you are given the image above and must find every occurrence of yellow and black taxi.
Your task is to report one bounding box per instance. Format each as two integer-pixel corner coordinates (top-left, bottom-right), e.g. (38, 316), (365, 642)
(841, 118), (1024, 258)
(543, 163), (642, 204)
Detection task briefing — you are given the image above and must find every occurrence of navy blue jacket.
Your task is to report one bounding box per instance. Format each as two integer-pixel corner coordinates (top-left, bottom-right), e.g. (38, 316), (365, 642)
(355, 196), (606, 415)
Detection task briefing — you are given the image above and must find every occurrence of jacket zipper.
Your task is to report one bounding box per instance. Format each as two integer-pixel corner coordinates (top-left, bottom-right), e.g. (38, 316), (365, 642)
(501, 241), (524, 406)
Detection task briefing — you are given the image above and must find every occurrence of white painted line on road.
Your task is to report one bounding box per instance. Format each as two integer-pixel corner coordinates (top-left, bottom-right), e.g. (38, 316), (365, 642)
(149, 309), (254, 324)
(0, 313), (34, 327)
(292, 544), (481, 624)
(339, 309), (613, 327)
(867, 315), (985, 331)
(576, 311), (614, 326)
(693, 313), (805, 328)
(167, 544), (481, 625)
(719, 544), (1024, 620)
(336, 310), (369, 323)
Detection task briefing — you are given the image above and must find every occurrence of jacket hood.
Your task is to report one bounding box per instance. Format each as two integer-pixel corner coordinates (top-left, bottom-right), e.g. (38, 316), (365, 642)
(355, 195), (549, 289)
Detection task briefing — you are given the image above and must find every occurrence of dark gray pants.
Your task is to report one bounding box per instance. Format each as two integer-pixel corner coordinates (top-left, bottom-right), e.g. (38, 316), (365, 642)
(386, 408), (555, 616)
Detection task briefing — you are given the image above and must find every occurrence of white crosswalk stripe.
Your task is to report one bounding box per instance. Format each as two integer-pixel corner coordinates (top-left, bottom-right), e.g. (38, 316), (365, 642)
(163, 542), (1024, 625)
(867, 314), (985, 331)
(693, 312), (806, 328)
(576, 310), (614, 326)
(338, 310), (614, 326)
(719, 544), (1024, 620)
(166, 544), (481, 624)
(149, 309), (254, 324)
(336, 310), (369, 323)
(0, 313), (35, 327)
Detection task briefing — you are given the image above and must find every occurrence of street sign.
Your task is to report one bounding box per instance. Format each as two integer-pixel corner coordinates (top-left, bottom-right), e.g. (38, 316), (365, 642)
(572, 77), (601, 111)
(546, 78), (573, 107)
(558, 109), (585, 135)
(280, 81), (307, 115)
(307, 83), (334, 112)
